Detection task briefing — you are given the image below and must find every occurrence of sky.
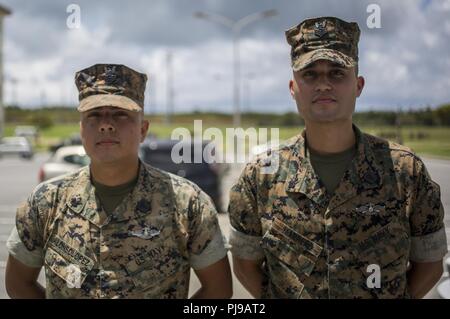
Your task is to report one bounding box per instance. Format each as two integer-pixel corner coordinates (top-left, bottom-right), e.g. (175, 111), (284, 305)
(1, 0), (449, 114)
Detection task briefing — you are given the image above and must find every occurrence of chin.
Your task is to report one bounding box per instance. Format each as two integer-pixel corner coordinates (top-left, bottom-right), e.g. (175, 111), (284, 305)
(91, 156), (119, 164)
(310, 112), (340, 123)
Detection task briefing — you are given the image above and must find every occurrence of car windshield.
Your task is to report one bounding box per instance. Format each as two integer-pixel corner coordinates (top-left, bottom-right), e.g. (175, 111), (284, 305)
(63, 154), (90, 166)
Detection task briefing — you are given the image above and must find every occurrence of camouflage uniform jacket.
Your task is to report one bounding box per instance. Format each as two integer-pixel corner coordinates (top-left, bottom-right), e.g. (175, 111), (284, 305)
(14, 161), (226, 298)
(229, 126), (447, 299)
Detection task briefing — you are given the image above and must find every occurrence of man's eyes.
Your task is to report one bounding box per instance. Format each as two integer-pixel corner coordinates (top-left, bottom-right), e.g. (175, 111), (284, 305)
(301, 69), (346, 79)
(87, 112), (100, 118)
(302, 71), (316, 78)
(113, 112), (129, 118)
(330, 69), (345, 77)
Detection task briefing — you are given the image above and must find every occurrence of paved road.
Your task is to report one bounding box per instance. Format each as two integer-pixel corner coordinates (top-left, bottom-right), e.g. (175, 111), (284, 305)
(0, 153), (449, 298)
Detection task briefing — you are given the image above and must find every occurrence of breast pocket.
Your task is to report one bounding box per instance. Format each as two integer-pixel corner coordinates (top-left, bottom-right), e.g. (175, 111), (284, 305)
(261, 217), (323, 299)
(353, 220), (410, 298)
(44, 237), (94, 293)
(124, 245), (185, 288)
(122, 224), (189, 297)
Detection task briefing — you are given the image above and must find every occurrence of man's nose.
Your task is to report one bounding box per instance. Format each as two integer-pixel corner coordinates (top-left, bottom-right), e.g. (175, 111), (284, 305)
(315, 74), (332, 91)
(98, 117), (116, 133)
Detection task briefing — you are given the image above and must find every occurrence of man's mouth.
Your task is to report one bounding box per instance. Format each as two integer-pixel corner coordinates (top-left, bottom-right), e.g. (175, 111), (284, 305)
(313, 97), (337, 104)
(96, 139), (120, 146)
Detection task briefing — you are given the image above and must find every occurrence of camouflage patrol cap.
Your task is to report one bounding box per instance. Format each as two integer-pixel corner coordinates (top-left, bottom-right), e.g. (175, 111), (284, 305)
(75, 64), (147, 112)
(285, 17), (360, 71)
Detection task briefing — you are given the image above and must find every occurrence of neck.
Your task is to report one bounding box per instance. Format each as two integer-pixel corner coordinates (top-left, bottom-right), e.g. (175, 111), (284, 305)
(90, 157), (140, 186)
(305, 120), (355, 155)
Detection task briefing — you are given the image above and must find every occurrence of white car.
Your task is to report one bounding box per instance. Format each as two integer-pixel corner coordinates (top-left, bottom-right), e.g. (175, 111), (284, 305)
(14, 125), (38, 140)
(39, 145), (90, 182)
(0, 136), (34, 159)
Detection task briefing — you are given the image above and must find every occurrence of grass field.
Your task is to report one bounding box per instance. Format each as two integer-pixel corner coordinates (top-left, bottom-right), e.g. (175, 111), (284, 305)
(4, 122), (450, 159)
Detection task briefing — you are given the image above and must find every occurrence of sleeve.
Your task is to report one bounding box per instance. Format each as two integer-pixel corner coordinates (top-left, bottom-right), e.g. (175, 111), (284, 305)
(409, 159), (448, 262)
(6, 226), (44, 268)
(187, 187), (228, 270)
(15, 193), (45, 254)
(228, 163), (264, 260)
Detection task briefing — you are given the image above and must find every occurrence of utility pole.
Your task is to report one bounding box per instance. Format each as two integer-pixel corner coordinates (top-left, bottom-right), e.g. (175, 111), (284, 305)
(396, 105), (403, 144)
(194, 9), (277, 127)
(148, 74), (156, 115)
(165, 52), (174, 125)
(0, 5), (11, 139)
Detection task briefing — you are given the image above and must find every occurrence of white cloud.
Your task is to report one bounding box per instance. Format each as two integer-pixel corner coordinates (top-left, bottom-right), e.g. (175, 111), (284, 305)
(1, 0), (449, 113)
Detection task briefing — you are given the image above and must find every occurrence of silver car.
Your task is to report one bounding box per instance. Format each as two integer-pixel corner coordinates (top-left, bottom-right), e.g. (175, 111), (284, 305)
(0, 136), (34, 159)
(39, 145), (90, 182)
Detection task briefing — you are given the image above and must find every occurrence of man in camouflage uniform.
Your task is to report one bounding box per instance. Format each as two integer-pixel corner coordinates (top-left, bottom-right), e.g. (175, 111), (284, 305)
(5, 64), (232, 299)
(229, 17), (448, 299)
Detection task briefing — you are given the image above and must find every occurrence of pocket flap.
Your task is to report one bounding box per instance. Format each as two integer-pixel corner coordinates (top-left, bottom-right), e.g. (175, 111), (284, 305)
(354, 220), (409, 267)
(262, 226), (316, 276)
(44, 246), (93, 287)
(271, 217), (323, 258)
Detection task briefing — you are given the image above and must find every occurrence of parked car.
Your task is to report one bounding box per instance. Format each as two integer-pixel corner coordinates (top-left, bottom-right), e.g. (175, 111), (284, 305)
(0, 136), (34, 159)
(39, 145), (90, 182)
(14, 125), (39, 143)
(139, 137), (224, 212)
(49, 133), (83, 153)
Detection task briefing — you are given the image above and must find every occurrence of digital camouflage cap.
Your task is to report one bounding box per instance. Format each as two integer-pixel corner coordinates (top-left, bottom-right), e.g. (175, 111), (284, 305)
(75, 63), (147, 112)
(285, 16), (360, 71)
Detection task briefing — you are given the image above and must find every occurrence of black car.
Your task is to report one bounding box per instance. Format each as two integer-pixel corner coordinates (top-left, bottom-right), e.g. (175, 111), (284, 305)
(50, 133), (83, 153)
(139, 137), (224, 212)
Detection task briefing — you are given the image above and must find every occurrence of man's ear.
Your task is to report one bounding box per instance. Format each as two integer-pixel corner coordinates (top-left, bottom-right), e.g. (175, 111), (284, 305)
(79, 120), (86, 146)
(140, 119), (149, 142)
(356, 76), (365, 98)
(289, 79), (296, 99)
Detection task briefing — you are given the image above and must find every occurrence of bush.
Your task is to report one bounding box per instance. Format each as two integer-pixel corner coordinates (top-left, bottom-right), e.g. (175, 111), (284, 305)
(434, 104), (450, 126)
(27, 113), (54, 130)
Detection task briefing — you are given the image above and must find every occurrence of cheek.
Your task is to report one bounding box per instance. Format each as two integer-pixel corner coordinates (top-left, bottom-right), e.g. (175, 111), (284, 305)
(339, 79), (358, 96)
(122, 125), (142, 142)
(296, 81), (312, 97)
(295, 88), (312, 107)
(81, 121), (97, 133)
(80, 123), (97, 146)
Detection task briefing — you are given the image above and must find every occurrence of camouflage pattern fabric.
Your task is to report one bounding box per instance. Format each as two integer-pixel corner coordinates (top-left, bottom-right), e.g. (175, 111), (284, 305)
(75, 63), (147, 112)
(286, 16), (360, 71)
(15, 162), (222, 298)
(229, 126), (446, 299)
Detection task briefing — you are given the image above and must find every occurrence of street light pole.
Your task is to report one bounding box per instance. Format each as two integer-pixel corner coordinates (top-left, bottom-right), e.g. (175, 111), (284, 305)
(0, 6), (11, 140)
(232, 29), (240, 127)
(244, 72), (255, 113)
(194, 9), (277, 127)
(165, 51), (174, 125)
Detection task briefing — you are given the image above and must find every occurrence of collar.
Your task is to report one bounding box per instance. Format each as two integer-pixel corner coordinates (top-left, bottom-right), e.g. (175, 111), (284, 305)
(65, 161), (154, 226)
(285, 125), (383, 209)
